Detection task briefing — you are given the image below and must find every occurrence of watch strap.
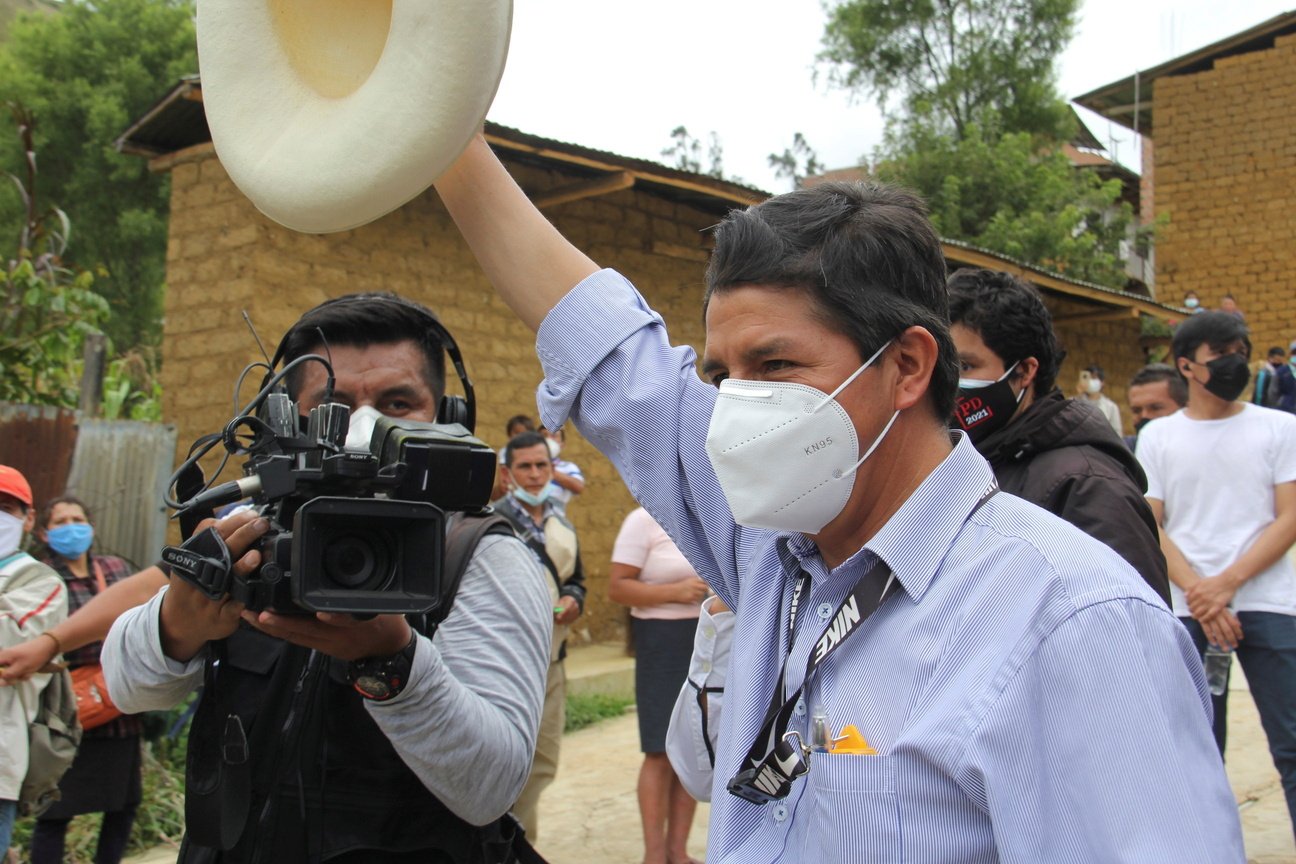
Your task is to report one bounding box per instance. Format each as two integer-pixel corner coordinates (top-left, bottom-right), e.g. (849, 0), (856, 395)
(347, 630), (418, 702)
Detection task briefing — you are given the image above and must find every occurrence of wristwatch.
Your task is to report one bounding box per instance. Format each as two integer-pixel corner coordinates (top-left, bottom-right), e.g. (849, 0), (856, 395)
(346, 631), (418, 702)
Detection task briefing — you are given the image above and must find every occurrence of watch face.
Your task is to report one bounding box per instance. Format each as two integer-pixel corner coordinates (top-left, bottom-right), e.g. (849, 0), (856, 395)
(353, 673), (396, 701)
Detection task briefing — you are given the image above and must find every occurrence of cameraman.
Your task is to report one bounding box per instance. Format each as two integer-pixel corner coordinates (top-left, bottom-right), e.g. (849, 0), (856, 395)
(101, 294), (553, 864)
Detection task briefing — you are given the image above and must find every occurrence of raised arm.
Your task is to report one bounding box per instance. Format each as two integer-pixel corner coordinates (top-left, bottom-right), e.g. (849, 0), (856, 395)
(433, 135), (598, 330)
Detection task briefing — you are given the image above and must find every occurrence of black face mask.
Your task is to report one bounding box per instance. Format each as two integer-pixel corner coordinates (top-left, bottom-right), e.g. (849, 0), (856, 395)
(1134, 417), (1152, 434)
(953, 366), (1023, 445)
(1187, 353), (1250, 402)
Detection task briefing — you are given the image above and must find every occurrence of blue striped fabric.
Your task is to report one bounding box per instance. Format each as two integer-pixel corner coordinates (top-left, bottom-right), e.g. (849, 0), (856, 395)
(536, 269), (1244, 863)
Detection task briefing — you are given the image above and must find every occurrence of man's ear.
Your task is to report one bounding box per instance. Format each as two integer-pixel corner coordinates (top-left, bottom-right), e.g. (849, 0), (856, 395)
(1015, 357), (1041, 394)
(889, 326), (941, 412)
(23, 508), (36, 535)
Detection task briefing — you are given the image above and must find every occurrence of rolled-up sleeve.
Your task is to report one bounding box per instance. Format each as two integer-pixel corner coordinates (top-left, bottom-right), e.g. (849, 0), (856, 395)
(535, 269), (759, 607)
(102, 587), (205, 713)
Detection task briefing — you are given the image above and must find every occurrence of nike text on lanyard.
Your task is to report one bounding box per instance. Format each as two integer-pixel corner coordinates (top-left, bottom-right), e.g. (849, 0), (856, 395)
(726, 483), (999, 805)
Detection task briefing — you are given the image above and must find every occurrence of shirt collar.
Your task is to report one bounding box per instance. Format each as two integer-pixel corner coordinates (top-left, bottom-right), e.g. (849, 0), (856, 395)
(784, 432), (997, 603)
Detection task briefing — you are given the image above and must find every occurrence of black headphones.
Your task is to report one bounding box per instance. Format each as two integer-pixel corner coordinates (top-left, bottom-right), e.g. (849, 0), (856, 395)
(265, 294), (478, 432)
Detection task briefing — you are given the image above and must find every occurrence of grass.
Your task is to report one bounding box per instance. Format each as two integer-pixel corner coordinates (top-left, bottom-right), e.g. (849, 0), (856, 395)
(565, 692), (634, 733)
(9, 703), (191, 864)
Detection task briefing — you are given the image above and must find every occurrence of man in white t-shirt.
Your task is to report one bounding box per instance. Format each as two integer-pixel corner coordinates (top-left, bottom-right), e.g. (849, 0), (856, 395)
(1138, 311), (1296, 834)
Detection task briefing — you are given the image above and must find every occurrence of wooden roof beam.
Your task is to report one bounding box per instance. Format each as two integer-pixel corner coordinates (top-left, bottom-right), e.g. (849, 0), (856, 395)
(1052, 307), (1140, 325)
(532, 171), (635, 210)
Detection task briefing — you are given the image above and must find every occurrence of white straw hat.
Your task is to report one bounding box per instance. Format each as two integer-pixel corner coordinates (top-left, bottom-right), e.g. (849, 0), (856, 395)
(197, 0), (512, 234)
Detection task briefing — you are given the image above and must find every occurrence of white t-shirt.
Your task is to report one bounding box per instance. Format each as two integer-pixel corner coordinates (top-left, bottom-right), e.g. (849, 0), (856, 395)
(1138, 404), (1296, 615)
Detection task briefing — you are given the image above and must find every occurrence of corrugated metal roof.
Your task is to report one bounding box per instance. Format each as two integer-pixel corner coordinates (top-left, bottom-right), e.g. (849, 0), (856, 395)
(0, 403), (78, 511)
(1073, 10), (1296, 134)
(66, 420), (177, 569)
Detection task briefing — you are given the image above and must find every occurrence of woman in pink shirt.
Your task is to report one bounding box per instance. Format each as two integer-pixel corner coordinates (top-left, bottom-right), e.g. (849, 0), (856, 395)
(609, 507), (709, 864)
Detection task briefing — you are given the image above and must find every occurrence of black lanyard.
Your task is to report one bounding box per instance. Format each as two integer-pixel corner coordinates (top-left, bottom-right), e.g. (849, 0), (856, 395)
(727, 559), (896, 804)
(727, 482), (999, 805)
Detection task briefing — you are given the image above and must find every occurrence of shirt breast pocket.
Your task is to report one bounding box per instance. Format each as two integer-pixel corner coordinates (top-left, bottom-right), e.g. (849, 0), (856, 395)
(805, 753), (901, 863)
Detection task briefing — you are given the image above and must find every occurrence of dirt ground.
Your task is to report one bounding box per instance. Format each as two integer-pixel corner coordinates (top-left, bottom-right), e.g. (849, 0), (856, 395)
(123, 653), (1294, 864)
(530, 710), (708, 864)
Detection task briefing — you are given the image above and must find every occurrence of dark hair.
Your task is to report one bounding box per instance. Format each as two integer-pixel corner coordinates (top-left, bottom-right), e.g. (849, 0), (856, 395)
(505, 414), (536, 435)
(1129, 363), (1187, 407)
(703, 181), (956, 419)
(275, 293), (447, 400)
(1083, 364), (1105, 381)
(1171, 311), (1251, 368)
(39, 494), (93, 529)
(504, 431), (550, 467)
(1268, 346), (1286, 359)
(947, 268), (1061, 397)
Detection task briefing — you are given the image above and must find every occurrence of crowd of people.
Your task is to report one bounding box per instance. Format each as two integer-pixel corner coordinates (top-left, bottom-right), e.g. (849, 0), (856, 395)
(2, 136), (1295, 864)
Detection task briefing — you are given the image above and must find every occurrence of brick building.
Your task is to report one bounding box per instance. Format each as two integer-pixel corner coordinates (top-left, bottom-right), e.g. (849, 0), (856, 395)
(1076, 12), (1296, 355)
(119, 79), (1181, 640)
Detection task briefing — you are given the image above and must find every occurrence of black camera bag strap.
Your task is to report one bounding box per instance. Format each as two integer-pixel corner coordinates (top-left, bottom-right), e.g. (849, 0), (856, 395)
(431, 511), (515, 629)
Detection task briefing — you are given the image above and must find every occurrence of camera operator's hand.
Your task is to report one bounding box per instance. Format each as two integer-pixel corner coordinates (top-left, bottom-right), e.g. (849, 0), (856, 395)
(244, 610), (413, 662)
(159, 510), (268, 662)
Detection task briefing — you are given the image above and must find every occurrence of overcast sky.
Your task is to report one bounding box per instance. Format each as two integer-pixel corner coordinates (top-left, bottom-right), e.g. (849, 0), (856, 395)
(487, 0), (1292, 192)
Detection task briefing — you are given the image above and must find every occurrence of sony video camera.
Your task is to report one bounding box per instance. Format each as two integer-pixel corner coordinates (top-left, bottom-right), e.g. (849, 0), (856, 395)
(163, 373), (497, 616)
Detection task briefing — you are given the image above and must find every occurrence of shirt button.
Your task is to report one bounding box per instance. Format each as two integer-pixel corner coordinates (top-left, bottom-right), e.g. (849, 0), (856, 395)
(700, 660), (712, 674)
(772, 802), (789, 823)
(794, 698), (806, 717)
(702, 626), (715, 639)
(817, 602), (834, 621)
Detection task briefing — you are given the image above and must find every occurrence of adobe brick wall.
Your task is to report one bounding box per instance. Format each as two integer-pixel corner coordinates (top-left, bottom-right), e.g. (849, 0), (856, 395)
(1048, 304), (1146, 428)
(1152, 33), (1296, 352)
(161, 148), (1148, 640)
(162, 148), (716, 642)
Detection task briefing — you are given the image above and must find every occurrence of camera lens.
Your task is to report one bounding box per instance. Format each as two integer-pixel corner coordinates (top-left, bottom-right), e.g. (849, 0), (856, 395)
(322, 532), (392, 590)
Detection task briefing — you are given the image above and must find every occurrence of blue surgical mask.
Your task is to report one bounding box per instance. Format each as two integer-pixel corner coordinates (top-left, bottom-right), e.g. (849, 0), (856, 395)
(47, 522), (94, 558)
(511, 485), (552, 507)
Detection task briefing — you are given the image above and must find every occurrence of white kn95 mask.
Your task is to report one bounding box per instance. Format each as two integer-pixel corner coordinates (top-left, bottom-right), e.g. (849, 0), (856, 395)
(704, 341), (898, 534)
(344, 405), (385, 454)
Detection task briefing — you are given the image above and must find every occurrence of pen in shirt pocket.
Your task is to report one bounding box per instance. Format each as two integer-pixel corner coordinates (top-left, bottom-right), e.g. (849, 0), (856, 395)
(812, 705), (877, 755)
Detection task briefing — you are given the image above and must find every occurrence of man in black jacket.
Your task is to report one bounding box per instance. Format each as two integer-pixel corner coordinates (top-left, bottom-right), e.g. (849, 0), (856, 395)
(948, 269), (1171, 603)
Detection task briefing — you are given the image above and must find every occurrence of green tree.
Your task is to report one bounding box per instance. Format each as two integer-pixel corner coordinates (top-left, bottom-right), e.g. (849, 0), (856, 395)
(819, 0), (1078, 141)
(0, 0), (197, 349)
(817, 0), (1143, 287)
(876, 121), (1133, 286)
(768, 132), (824, 189)
(661, 125), (725, 179)
(1, 103), (109, 406)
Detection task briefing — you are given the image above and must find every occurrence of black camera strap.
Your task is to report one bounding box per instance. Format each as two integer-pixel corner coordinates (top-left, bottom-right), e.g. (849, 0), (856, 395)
(728, 482), (1000, 805)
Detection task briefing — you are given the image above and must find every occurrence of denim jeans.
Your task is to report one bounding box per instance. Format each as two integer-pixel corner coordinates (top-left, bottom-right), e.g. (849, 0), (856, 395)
(1184, 611), (1296, 835)
(0, 798), (16, 853)
(1181, 617), (1230, 755)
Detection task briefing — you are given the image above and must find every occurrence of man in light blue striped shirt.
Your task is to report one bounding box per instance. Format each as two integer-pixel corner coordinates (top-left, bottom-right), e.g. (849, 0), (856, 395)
(435, 137), (1244, 862)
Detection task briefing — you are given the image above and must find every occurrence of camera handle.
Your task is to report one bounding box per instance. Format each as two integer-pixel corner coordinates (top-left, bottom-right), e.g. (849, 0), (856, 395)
(162, 526), (234, 600)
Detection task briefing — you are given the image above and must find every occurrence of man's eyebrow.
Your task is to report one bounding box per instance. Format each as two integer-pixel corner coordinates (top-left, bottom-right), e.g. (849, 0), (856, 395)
(701, 340), (791, 376)
(374, 384), (425, 402)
